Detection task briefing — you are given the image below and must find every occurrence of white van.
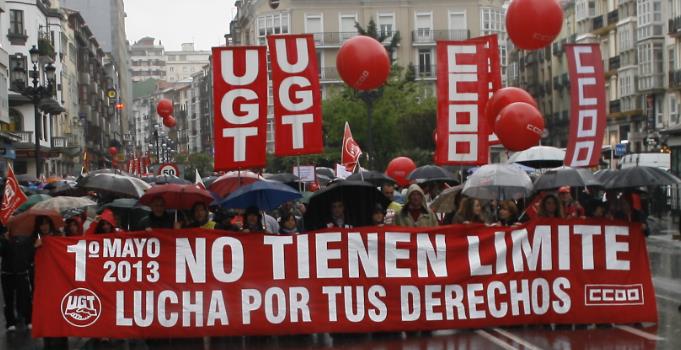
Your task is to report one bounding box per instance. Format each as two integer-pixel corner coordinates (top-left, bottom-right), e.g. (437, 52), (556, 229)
(619, 153), (670, 170)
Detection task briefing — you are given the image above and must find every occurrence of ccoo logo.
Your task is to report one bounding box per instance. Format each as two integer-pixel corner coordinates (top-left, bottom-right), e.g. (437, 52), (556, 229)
(61, 288), (102, 327)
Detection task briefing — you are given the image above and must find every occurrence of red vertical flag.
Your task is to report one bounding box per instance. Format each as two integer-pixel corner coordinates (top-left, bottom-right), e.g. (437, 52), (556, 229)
(268, 34), (324, 156)
(0, 165), (28, 225)
(435, 40), (490, 165)
(341, 122), (362, 172)
(564, 44), (607, 167)
(474, 34), (503, 145)
(212, 46), (268, 171)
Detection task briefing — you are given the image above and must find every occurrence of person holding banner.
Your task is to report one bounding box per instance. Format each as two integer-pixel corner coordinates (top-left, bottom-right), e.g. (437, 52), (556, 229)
(537, 194), (565, 218)
(185, 202), (216, 229)
(326, 200), (353, 229)
(371, 203), (386, 226)
(85, 209), (120, 235)
(395, 184), (438, 227)
(278, 212), (300, 234)
(451, 198), (487, 225)
(242, 206), (266, 233)
(137, 197), (176, 230)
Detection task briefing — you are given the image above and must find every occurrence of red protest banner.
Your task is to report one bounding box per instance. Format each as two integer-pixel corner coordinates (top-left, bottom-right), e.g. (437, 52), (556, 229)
(436, 40), (490, 165)
(32, 220), (656, 338)
(564, 44), (607, 168)
(467, 35), (503, 145)
(212, 46), (268, 171)
(268, 34), (324, 156)
(341, 122), (362, 172)
(0, 165), (28, 224)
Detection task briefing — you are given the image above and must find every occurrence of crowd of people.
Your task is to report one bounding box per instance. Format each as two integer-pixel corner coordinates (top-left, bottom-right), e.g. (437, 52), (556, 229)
(0, 175), (656, 341)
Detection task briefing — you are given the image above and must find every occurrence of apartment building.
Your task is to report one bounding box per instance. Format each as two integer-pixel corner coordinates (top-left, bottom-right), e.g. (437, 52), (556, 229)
(165, 43), (210, 83)
(509, 0), (681, 170)
(228, 0), (507, 152)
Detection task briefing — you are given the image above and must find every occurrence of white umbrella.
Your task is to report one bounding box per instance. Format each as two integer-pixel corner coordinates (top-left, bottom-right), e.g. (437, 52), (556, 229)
(463, 164), (533, 200)
(507, 146), (566, 169)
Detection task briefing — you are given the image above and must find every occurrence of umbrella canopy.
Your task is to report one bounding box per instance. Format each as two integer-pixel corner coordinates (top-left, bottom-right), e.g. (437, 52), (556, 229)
(594, 169), (617, 183)
(602, 166), (681, 189)
(78, 173), (152, 198)
(407, 165), (456, 183)
(220, 180), (302, 211)
(202, 176), (218, 188)
(265, 173), (301, 184)
(7, 208), (64, 236)
(32, 196), (97, 214)
(209, 171), (264, 198)
(507, 146), (566, 169)
(17, 194), (52, 212)
(150, 175), (191, 185)
(533, 166), (601, 192)
(101, 198), (151, 231)
(347, 170), (396, 186)
(316, 167), (335, 179)
(46, 176), (63, 184)
(16, 174), (38, 184)
(430, 185), (464, 213)
(43, 180), (81, 196)
(463, 164), (533, 200)
(304, 181), (390, 230)
(139, 184), (214, 210)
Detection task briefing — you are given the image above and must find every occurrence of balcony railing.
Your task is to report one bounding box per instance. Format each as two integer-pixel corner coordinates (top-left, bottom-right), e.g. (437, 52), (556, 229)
(52, 137), (68, 148)
(593, 15), (605, 31)
(552, 42), (563, 57)
(415, 64), (436, 79)
(608, 56), (620, 71)
(670, 70), (681, 90)
(609, 100), (621, 114)
(319, 67), (341, 82)
(17, 131), (33, 143)
(411, 29), (470, 44)
(310, 32), (359, 46)
(670, 16), (681, 37)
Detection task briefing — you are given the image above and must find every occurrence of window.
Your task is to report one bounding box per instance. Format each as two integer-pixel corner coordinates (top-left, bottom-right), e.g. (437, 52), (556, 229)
(637, 0), (663, 39)
(418, 49), (432, 76)
(671, 95), (680, 124)
(9, 54), (27, 92)
(377, 13), (395, 39)
(637, 41), (664, 90)
(257, 12), (290, 44)
(305, 14), (323, 44)
(480, 8), (504, 35)
(448, 11), (467, 40)
(10, 10), (24, 35)
(415, 13), (432, 41)
(340, 13), (357, 40)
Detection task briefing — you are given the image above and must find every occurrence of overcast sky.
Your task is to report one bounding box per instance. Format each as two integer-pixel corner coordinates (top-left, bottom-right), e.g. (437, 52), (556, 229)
(124, 0), (236, 51)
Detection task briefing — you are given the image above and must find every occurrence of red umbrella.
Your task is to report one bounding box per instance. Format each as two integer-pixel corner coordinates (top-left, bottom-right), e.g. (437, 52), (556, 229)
(138, 184), (214, 210)
(8, 208), (64, 236)
(208, 171), (263, 198)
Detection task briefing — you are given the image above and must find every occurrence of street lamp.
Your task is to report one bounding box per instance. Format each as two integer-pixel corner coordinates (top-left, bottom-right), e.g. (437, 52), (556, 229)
(13, 45), (57, 178)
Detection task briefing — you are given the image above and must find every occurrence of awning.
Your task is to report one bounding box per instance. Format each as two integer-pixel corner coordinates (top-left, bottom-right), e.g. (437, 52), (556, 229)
(39, 98), (66, 114)
(661, 124), (681, 136)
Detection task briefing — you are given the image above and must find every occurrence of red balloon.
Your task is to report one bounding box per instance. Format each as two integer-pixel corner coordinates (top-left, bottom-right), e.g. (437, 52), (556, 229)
(156, 98), (173, 118)
(485, 87), (538, 131)
(506, 0), (563, 50)
(108, 147), (118, 156)
(163, 115), (176, 128)
(336, 36), (391, 91)
(385, 157), (416, 187)
(495, 102), (545, 152)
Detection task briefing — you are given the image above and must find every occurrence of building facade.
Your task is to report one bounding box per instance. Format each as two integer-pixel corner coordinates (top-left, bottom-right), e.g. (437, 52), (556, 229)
(130, 37), (166, 82)
(228, 0), (507, 152)
(165, 43), (210, 83)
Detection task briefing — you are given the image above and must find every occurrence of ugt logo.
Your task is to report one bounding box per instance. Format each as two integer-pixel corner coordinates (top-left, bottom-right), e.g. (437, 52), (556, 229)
(61, 288), (102, 327)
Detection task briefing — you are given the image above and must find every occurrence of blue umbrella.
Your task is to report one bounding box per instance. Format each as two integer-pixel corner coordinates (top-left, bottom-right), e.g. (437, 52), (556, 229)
(220, 180), (302, 211)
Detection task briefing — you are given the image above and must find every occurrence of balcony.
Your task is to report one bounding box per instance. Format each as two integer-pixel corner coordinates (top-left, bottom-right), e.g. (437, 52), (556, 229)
(319, 67), (341, 82)
(51, 137), (68, 149)
(609, 100), (621, 114)
(411, 29), (470, 44)
(553, 76), (562, 89)
(607, 10), (619, 26)
(7, 28), (28, 45)
(552, 42), (563, 56)
(17, 131), (33, 144)
(607, 56), (620, 71)
(310, 32), (359, 47)
(561, 73), (569, 87)
(415, 64), (436, 79)
(592, 15), (605, 32)
(670, 70), (681, 90)
(670, 16), (681, 37)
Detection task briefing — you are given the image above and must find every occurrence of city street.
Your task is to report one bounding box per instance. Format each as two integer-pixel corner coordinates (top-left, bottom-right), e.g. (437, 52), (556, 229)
(2, 226), (680, 350)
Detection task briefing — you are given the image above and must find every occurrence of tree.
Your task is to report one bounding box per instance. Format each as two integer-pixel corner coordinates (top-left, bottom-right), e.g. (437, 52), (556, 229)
(354, 19), (401, 63)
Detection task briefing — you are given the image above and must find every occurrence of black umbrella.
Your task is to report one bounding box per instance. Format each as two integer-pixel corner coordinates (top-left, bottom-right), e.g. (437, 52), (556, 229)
(316, 167), (335, 179)
(77, 173), (151, 198)
(594, 169), (617, 183)
(101, 198), (151, 231)
(407, 165), (456, 182)
(266, 173), (300, 183)
(44, 180), (83, 196)
(533, 166), (601, 192)
(303, 181), (390, 230)
(346, 170), (395, 186)
(603, 166), (681, 189)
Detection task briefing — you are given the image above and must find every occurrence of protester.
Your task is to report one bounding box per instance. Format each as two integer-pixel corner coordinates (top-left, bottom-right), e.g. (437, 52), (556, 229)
(537, 194), (564, 218)
(214, 208), (241, 231)
(137, 197), (176, 230)
(558, 186), (585, 219)
(86, 209), (119, 235)
(381, 183), (402, 224)
(371, 203), (386, 226)
(326, 200), (352, 228)
(63, 216), (84, 236)
(278, 212), (299, 234)
(242, 206), (265, 233)
(495, 200), (519, 226)
(0, 229), (34, 332)
(451, 197), (486, 224)
(186, 202), (216, 229)
(587, 200), (608, 218)
(395, 184), (438, 227)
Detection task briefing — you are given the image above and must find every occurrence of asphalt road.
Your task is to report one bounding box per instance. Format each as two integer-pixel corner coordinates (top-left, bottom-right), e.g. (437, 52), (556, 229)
(2, 233), (680, 350)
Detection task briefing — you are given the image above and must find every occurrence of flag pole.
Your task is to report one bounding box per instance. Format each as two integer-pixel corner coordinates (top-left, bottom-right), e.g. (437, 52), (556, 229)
(296, 157), (303, 193)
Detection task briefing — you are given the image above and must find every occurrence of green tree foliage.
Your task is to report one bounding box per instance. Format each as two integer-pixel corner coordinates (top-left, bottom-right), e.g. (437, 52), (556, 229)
(176, 152), (214, 180)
